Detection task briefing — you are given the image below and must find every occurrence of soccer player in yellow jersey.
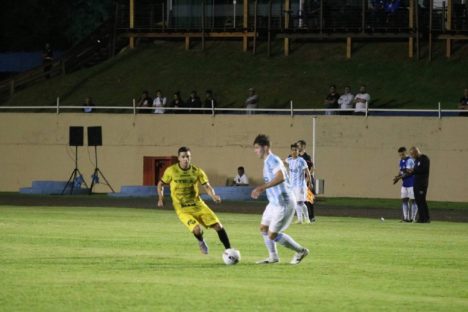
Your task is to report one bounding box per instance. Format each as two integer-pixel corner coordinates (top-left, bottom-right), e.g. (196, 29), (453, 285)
(157, 146), (232, 254)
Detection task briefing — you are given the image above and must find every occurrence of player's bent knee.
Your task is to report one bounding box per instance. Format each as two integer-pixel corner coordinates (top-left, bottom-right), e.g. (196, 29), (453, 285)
(211, 223), (223, 231)
(192, 225), (202, 236)
(268, 232), (278, 240)
(259, 224), (268, 233)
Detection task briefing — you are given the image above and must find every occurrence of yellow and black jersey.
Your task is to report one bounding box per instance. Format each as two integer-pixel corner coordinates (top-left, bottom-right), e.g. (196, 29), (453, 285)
(161, 164), (209, 212)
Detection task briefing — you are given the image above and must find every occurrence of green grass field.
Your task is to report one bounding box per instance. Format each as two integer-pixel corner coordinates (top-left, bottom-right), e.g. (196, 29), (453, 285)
(1, 205), (467, 311)
(6, 41), (468, 110)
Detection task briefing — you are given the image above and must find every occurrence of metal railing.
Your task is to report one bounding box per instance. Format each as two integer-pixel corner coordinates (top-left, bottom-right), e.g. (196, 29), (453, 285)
(0, 99), (465, 118)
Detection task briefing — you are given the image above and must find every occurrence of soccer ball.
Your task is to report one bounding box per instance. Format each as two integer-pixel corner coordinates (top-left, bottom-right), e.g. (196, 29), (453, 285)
(222, 248), (241, 265)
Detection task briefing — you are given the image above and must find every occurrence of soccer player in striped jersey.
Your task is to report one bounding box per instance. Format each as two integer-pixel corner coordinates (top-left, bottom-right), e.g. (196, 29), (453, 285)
(157, 146), (232, 254)
(251, 134), (309, 264)
(285, 143), (312, 224)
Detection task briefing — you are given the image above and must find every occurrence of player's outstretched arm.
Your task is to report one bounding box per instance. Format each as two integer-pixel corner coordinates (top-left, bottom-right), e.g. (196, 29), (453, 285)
(157, 180), (165, 208)
(251, 170), (285, 199)
(203, 183), (221, 203)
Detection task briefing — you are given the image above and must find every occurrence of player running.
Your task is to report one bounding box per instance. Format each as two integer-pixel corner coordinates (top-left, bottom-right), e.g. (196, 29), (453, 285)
(157, 146), (232, 254)
(285, 143), (312, 224)
(393, 146), (418, 222)
(251, 134), (309, 265)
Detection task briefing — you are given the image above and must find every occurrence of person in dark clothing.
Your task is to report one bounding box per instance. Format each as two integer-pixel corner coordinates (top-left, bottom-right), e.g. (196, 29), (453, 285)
(297, 140), (316, 222)
(204, 90), (217, 114)
(170, 92), (184, 114)
(458, 88), (468, 117)
(409, 146), (431, 223)
(324, 85), (340, 115)
(187, 90), (202, 114)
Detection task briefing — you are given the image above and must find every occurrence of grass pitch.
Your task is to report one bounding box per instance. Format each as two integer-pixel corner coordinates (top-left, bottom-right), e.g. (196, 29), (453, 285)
(1, 206), (467, 312)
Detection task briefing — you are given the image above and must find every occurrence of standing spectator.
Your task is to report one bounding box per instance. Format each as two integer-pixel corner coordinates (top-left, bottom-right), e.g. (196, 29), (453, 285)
(204, 90), (217, 114)
(169, 92), (184, 114)
(458, 88), (468, 117)
(83, 96), (95, 113)
(42, 43), (53, 79)
(409, 146), (431, 223)
(233, 166), (249, 186)
(187, 90), (202, 114)
(353, 85), (371, 115)
(153, 90), (167, 114)
(296, 140), (316, 223)
(338, 86), (354, 115)
(245, 88), (259, 115)
(137, 91), (153, 114)
(324, 85), (340, 115)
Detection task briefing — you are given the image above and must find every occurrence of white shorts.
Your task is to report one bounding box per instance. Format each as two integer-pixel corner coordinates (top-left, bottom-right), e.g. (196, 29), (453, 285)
(401, 187), (414, 199)
(261, 202), (295, 233)
(292, 187), (307, 202)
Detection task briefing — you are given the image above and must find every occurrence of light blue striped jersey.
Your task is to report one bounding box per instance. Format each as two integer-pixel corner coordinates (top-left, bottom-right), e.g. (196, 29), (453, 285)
(263, 153), (293, 205)
(286, 156), (308, 188)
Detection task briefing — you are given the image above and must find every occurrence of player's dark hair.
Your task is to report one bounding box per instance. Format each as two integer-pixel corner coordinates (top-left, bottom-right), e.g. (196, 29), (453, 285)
(297, 139), (306, 146)
(253, 134), (270, 147)
(398, 146), (406, 153)
(238, 166), (244, 171)
(291, 143), (298, 149)
(178, 146), (191, 155)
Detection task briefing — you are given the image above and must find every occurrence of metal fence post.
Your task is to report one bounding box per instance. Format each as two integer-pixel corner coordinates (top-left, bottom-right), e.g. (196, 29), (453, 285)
(211, 99), (215, 116)
(438, 102), (441, 119)
(365, 103), (369, 117)
(133, 98), (136, 115)
(56, 97), (60, 114)
(290, 100), (294, 117)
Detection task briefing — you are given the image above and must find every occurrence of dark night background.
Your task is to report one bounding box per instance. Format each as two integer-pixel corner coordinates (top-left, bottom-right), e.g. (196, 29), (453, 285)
(0, 0), (114, 51)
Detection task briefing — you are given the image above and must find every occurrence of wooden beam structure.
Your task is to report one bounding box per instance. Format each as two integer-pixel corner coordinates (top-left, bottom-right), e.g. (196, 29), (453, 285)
(408, 0), (414, 58)
(243, 0), (249, 52)
(446, 0), (452, 58)
(346, 37), (352, 59)
(284, 0), (290, 56)
(129, 0), (135, 48)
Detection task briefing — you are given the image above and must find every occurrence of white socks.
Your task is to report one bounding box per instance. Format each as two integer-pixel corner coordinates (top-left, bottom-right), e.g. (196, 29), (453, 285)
(402, 201), (409, 220)
(274, 233), (303, 252)
(295, 204), (304, 223)
(262, 232), (278, 260)
(299, 202), (309, 222)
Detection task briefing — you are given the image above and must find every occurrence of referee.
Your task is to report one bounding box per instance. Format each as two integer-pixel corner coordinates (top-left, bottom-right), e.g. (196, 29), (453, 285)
(409, 146), (431, 223)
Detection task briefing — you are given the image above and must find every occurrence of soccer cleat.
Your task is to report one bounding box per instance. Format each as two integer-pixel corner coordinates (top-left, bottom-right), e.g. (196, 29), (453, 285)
(255, 257), (279, 264)
(290, 248), (309, 265)
(304, 220), (311, 224)
(198, 240), (209, 254)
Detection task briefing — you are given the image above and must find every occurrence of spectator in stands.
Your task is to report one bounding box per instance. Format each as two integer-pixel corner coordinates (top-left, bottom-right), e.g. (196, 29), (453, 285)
(187, 90), (202, 114)
(353, 85), (371, 115)
(324, 85), (340, 115)
(233, 166), (249, 186)
(153, 90), (167, 114)
(169, 91), (184, 114)
(204, 90), (217, 114)
(458, 88), (468, 117)
(83, 96), (95, 113)
(137, 90), (152, 114)
(338, 86), (354, 115)
(245, 88), (259, 115)
(42, 43), (53, 79)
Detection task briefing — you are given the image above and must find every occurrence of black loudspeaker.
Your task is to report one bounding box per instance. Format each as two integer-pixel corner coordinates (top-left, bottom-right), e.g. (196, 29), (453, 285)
(69, 126), (84, 146)
(88, 126), (102, 146)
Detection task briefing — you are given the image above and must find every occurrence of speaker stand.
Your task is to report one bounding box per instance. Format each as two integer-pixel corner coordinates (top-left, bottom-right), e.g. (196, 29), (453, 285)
(62, 146), (88, 194)
(89, 146), (115, 194)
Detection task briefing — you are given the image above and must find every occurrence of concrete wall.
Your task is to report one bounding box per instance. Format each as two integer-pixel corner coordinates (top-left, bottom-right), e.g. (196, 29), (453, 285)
(0, 113), (466, 201)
